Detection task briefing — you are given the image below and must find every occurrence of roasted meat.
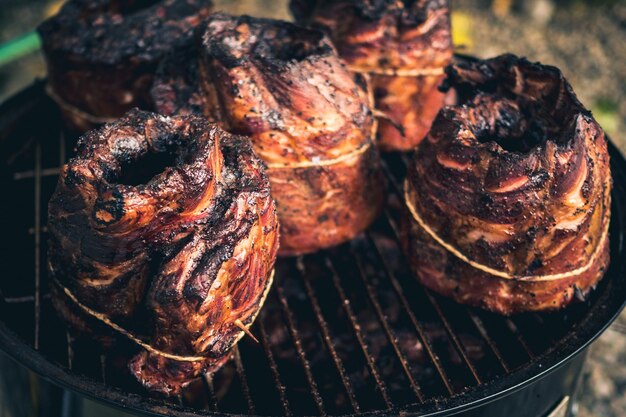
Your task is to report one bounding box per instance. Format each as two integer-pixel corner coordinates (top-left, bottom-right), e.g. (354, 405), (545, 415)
(153, 14), (385, 256)
(47, 109), (278, 394)
(291, 0), (453, 151)
(37, 0), (213, 131)
(403, 55), (611, 314)
(151, 44), (209, 118)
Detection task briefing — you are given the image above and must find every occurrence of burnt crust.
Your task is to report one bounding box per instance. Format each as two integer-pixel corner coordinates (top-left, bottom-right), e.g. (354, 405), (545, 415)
(201, 14), (333, 70)
(403, 54), (611, 314)
(48, 109), (278, 394)
(151, 44), (208, 118)
(38, 0), (213, 130)
(153, 14), (385, 255)
(199, 14), (385, 255)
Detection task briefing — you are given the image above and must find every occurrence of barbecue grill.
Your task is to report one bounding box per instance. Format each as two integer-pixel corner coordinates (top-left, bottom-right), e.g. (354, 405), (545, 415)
(1, 81), (625, 417)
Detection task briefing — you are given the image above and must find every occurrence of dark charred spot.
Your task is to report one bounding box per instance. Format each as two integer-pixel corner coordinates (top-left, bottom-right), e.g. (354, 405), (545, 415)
(470, 97), (554, 154)
(202, 13), (332, 71)
(38, 0), (212, 120)
(527, 257), (543, 273)
(64, 167), (85, 188)
(525, 226), (538, 241)
(38, 0), (212, 64)
(445, 54), (588, 154)
(479, 193), (493, 206)
(533, 169), (549, 185)
(374, 86), (388, 100)
(581, 178), (592, 200)
(92, 190), (125, 225)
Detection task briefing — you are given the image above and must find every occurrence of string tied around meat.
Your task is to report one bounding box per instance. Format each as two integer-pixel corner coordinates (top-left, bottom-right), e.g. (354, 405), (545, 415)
(264, 142), (373, 169)
(347, 65), (445, 78)
(264, 81), (379, 170)
(46, 85), (117, 125)
(404, 180), (611, 282)
(351, 67), (426, 138)
(54, 269), (274, 362)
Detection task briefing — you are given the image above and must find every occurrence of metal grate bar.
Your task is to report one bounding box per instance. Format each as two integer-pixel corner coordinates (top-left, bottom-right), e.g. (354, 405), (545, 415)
(382, 156), (538, 368)
(202, 374), (219, 412)
(324, 256), (394, 410)
(377, 201), (482, 384)
(275, 284), (326, 416)
(295, 258), (361, 413)
(379, 158), (486, 383)
(1, 84), (623, 417)
(366, 232), (455, 395)
(368, 193), (509, 376)
(257, 318), (291, 417)
(66, 330), (74, 370)
(422, 289), (482, 384)
(505, 319), (536, 359)
(350, 245), (425, 403)
(4, 293), (51, 303)
(233, 346), (256, 415)
(34, 142), (42, 350)
(28, 226), (49, 235)
(14, 167), (60, 180)
(100, 354), (107, 385)
(4, 295), (35, 303)
(465, 310), (510, 373)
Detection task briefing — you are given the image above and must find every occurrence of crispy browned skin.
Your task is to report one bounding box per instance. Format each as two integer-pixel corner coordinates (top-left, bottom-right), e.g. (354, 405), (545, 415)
(38, 0), (212, 131)
(291, 0), (453, 151)
(47, 109), (278, 394)
(169, 14), (383, 256)
(403, 55), (611, 314)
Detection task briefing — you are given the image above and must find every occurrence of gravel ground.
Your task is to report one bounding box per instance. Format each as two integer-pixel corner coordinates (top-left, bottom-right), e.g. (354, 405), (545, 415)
(1, 1), (625, 416)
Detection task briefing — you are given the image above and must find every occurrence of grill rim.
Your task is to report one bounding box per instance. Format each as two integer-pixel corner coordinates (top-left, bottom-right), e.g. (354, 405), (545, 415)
(0, 81), (625, 417)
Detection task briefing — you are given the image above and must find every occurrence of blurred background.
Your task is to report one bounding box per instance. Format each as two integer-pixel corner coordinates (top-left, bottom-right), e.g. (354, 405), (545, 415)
(0, 1), (625, 416)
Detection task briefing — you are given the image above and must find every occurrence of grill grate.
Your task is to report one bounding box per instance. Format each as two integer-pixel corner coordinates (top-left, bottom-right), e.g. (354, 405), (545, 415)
(1, 83), (626, 416)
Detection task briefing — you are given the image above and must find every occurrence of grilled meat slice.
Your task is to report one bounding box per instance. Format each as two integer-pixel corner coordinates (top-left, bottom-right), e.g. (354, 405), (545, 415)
(291, 0), (453, 151)
(48, 109), (279, 394)
(37, 0), (213, 131)
(156, 14), (384, 256)
(403, 55), (611, 314)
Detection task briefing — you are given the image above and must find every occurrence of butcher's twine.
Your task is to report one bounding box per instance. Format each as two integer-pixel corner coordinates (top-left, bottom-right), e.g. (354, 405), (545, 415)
(46, 85), (117, 125)
(48, 83), (376, 171)
(265, 142), (372, 169)
(266, 73), (379, 170)
(404, 180), (611, 282)
(55, 269), (274, 362)
(348, 65), (445, 77)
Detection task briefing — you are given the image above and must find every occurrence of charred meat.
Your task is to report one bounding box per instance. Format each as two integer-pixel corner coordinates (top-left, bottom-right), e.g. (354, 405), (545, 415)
(38, 0), (213, 131)
(291, 0), (453, 151)
(47, 109), (278, 394)
(153, 14), (385, 256)
(403, 55), (611, 314)
(151, 44), (209, 118)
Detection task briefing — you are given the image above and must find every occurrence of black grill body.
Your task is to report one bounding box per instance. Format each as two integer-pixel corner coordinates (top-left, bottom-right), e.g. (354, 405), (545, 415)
(0, 82), (625, 417)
